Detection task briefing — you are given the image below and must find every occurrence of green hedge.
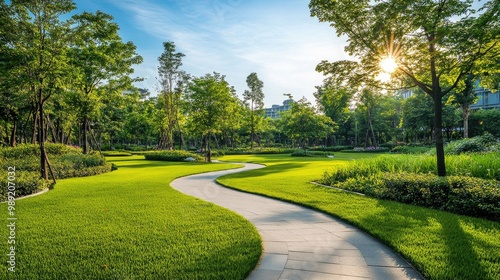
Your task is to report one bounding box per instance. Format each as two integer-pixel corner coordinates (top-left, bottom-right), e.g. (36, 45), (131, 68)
(145, 150), (203, 162)
(309, 146), (354, 152)
(0, 143), (80, 158)
(0, 171), (52, 200)
(329, 172), (499, 221)
(0, 144), (113, 201)
(223, 148), (295, 155)
(291, 150), (331, 157)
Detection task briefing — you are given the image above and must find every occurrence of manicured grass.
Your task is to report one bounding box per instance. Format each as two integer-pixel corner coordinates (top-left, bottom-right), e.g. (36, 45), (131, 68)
(1, 156), (261, 279)
(217, 153), (500, 280)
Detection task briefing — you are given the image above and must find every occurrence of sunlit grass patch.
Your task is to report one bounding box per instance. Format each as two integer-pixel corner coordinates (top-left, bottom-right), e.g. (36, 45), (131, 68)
(0, 156), (261, 279)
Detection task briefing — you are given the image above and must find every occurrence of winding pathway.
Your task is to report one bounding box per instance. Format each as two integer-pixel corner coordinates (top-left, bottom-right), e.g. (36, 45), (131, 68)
(170, 163), (424, 280)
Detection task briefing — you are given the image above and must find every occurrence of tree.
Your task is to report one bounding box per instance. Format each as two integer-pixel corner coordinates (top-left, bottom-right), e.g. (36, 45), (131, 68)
(314, 81), (354, 146)
(184, 73), (239, 162)
(310, 0), (500, 176)
(243, 72), (265, 150)
(281, 98), (335, 152)
(157, 41), (186, 150)
(69, 11), (142, 154)
(7, 0), (76, 179)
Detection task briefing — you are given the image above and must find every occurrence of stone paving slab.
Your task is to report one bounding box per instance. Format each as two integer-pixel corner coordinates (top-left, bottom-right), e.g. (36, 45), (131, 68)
(170, 163), (424, 280)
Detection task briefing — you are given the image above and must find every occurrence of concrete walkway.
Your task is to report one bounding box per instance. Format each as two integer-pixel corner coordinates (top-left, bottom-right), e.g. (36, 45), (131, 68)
(170, 163), (424, 280)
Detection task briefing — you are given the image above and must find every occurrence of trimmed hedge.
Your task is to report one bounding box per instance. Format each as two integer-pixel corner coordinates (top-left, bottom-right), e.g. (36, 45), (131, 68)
(144, 150), (203, 162)
(0, 144), (113, 201)
(291, 150), (331, 157)
(0, 171), (52, 200)
(223, 148), (295, 155)
(329, 172), (499, 221)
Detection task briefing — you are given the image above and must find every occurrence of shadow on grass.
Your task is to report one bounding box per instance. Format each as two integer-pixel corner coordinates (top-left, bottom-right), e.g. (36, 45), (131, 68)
(357, 200), (498, 280)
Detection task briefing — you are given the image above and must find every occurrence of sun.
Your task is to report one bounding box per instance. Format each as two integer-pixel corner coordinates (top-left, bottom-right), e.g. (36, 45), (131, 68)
(380, 56), (398, 73)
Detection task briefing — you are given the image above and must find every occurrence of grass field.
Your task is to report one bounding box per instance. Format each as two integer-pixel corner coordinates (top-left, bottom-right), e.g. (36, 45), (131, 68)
(1, 156), (261, 279)
(217, 153), (500, 280)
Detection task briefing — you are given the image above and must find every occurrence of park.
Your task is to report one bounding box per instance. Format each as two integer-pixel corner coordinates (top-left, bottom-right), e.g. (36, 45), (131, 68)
(1, 0), (499, 279)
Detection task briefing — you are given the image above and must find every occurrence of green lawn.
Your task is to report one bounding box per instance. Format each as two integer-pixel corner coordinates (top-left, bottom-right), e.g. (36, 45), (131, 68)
(217, 153), (500, 280)
(1, 156), (261, 279)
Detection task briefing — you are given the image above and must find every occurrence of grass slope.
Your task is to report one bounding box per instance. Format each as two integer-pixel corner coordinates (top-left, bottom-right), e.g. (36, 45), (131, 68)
(217, 153), (500, 280)
(1, 156), (261, 279)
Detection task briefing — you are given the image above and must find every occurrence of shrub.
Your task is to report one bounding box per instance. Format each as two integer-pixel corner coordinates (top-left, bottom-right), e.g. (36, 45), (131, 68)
(223, 148), (295, 155)
(0, 143), (80, 159)
(0, 171), (52, 200)
(331, 172), (500, 221)
(443, 134), (498, 155)
(309, 146), (354, 152)
(145, 150), (203, 162)
(102, 151), (133, 157)
(291, 150), (329, 157)
(0, 144), (113, 201)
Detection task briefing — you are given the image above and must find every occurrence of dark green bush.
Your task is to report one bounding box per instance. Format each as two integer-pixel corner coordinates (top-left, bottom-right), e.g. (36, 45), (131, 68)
(0, 171), (52, 200)
(0, 144), (113, 201)
(223, 148), (294, 155)
(102, 151), (133, 157)
(0, 143), (80, 159)
(444, 134), (498, 155)
(145, 150), (203, 162)
(310, 146), (354, 152)
(291, 150), (329, 157)
(332, 172), (500, 221)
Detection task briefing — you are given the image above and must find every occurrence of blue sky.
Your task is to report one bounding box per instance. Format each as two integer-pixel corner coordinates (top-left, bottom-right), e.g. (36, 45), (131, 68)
(75, 0), (348, 107)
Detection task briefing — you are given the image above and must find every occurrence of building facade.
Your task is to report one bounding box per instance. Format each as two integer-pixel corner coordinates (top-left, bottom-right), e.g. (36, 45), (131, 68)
(264, 99), (294, 119)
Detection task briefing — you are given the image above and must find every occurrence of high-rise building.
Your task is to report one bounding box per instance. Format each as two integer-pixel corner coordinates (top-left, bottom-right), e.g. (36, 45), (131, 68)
(264, 99), (294, 119)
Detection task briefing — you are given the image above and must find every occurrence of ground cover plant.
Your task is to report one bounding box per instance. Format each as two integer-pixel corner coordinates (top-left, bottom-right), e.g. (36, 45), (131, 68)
(0, 156), (261, 279)
(0, 144), (112, 200)
(217, 153), (500, 280)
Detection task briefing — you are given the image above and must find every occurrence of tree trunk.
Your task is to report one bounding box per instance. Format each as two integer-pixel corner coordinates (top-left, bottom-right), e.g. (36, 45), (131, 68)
(82, 118), (89, 154)
(433, 95), (446, 176)
(206, 132), (212, 163)
(9, 121), (17, 147)
(38, 89), (48, 180)
(462, 104), (470, 139)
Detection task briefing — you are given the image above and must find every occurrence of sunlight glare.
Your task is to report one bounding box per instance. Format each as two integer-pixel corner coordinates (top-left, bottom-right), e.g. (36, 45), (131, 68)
(380, 56), (398, 73)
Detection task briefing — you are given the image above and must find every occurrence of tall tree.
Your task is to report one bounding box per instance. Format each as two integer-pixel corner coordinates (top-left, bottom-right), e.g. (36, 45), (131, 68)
(310, 0), (500, 176)
(69, 11), (142, 154)
(157, 41), (186, 150)
(7, 0), (76, 179)
(184, 73), (239, 162)
(243, 72), (264, 150)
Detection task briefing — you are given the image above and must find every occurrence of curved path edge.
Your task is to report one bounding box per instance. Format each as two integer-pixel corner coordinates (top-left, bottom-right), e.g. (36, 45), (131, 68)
(170, 162), (424, 280)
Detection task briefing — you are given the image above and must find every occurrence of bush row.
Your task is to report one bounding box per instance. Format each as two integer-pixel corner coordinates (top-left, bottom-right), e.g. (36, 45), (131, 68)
(327, 172), (499, 221)
(0, 144), (113, 201)
(309, 146), (354, 152)
(0, 171), (53, 200)
(291, 150), (333, 157)
(0, 143), (80, 158)
(144, 150), (204, 162)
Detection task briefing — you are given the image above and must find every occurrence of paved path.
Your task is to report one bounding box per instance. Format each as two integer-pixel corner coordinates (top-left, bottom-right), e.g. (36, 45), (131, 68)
(170, 163), (424, 280)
